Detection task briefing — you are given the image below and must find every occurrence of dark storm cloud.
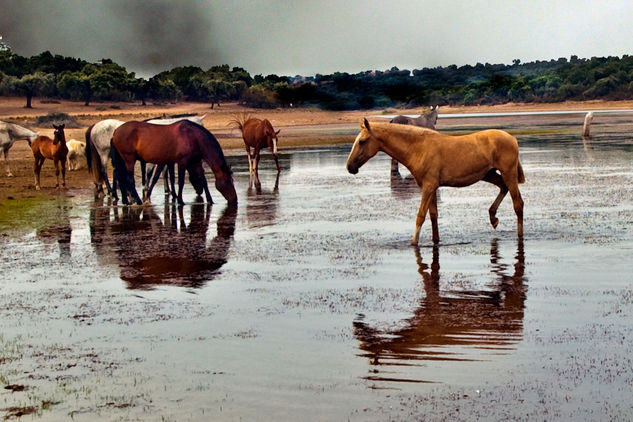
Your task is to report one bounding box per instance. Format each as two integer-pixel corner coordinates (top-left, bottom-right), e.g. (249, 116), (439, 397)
(2, 0), (633, 78)
(0, 0), (220, 77)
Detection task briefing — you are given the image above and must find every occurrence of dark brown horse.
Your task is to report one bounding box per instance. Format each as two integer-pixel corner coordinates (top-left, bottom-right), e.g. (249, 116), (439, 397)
(111, 120), (237, 206)
(389, 105), (438, 175)
(31, 124), (68, 190)
(232, 116), (280, 175)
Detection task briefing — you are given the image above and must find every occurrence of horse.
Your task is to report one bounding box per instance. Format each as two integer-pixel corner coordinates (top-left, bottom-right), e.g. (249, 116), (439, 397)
(0, 121), (39, 176)
(389, 105), (438, 175)
(31, 124), (69, 190)
(231, 116), (280, 175)
(66, 139), (86, 170)
(85, 114), (206, 197)
(346, 119), (524, 245)
(111, 120), (237, 206)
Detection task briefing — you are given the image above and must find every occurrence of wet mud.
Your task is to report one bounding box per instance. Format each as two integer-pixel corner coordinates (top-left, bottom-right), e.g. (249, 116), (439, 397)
(1, 113), (633, 420)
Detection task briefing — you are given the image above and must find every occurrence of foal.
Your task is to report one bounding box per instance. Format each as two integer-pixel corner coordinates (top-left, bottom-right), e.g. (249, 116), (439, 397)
(31, 124), (68, 190)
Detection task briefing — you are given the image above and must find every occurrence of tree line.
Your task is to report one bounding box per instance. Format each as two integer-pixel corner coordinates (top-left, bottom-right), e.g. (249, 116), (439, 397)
(2, 44), (633, 110)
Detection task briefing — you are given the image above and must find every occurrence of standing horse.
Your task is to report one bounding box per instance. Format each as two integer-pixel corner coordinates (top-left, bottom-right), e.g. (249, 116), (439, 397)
(111, 120), (237, 206)
(31, 124), (69, 190)
(85, 115), (206, 197)
(347, 119), (524, 245)
(0, 121), (39, 176)
(389, 105), (438, 175)
(232, 116), (280, 175)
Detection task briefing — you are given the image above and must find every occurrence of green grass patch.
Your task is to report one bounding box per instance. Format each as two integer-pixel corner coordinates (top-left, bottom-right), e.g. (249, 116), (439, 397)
(0, 197), (71, 234)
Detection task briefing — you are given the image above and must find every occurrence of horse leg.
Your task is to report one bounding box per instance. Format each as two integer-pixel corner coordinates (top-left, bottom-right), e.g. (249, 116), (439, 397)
(500, 169), (524, 238)
(53, 159), (61, 189)
(3, 148), (13, 177)
(168, 164), (178, 202)
(176, 164), (186, 206)
(245, 145), (253, 173)
(483, 170), (508, 229)
(189, 163), (212, 203)
(146, 164), (164, 203)
(390, 158), (400, 176)
(272, 148), (281, 173)
(411, 185), (438, 245)
(60, 159), (67, 188)
(34, 157), (44, 190)
(429, 191), (440, 244)
(254, 147), (261, 175)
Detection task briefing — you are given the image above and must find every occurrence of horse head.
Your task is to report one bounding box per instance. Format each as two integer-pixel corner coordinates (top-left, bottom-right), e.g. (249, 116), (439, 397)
(263, 120), (280, 154)
(52, 124), (66, 146)
(347, 118), (380, 175)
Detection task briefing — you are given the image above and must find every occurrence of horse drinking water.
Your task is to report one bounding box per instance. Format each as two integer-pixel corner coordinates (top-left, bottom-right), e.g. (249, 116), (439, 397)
(347, 119), (524, 245)
(111, 120), (237, 206)
(31, 124), (68, 190)
(232, 116), (281, 175)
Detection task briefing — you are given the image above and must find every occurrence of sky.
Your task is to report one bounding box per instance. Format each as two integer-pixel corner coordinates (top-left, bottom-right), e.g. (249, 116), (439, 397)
(1, 0), (633, 79)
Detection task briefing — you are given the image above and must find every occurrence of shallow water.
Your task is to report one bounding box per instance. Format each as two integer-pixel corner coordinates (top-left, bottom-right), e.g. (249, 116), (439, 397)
(1, 117), (633, 420)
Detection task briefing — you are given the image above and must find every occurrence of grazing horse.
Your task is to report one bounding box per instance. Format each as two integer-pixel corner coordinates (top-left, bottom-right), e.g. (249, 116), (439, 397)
(232, 116), (280, 175)
(85, 115), (206, 197)
(111, 120), (237, 206)
(0, 121), (39, 176)
(66, 139), (86, 170)
(347, 119), (524, 245)
(31, 124), (69, 190)
(389, 105), (438, 175)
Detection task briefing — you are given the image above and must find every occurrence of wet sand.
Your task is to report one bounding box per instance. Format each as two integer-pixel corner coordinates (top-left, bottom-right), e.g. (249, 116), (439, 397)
(0, 112), (633, 420)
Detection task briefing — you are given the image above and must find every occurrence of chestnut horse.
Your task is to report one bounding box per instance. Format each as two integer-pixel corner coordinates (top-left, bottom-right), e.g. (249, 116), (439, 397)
(389, 105), (438, 175)
(347, 119), (524, 245)
(111, 120), (237, 206)
(232, 116), (280, 175)
(31, 124), (69, 190)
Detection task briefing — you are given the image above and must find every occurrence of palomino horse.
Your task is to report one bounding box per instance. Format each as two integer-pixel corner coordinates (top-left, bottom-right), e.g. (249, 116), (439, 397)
(85, 115), (206, 197)
(31, 124), (69, 190)
(347, 119), (524, 244)
(111, 120), (237, 206)
(389, 105), (438, 175)
(232, 116), (280, 175)
(0, 121), (39, 176)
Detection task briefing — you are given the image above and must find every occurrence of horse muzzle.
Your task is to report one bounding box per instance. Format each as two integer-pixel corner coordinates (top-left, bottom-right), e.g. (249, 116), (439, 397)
(347, 163), (359, 175)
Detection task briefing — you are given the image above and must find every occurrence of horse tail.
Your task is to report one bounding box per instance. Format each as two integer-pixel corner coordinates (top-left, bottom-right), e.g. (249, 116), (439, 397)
(517, 161), (525, 184)
(228, 112), (251, 134)
(84, 124), (95, 174)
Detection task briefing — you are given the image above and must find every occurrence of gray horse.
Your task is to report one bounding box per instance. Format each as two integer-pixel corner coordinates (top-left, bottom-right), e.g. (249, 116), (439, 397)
(0, 121), (39, 176)
(389, 106), (439, 175)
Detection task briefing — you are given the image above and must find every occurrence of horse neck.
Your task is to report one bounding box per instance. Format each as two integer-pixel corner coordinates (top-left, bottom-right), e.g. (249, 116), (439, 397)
(198, 132), (230, 175)
(374, 124), (427, 167)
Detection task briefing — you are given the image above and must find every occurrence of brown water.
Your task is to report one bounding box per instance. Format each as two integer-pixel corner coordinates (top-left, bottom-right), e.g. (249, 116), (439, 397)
(1, 115), (633, 420)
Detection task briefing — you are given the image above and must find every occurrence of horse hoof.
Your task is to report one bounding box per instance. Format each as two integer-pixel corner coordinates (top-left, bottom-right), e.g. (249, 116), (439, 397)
(7, 173), (14, 177)
(491, 218), (499, 229)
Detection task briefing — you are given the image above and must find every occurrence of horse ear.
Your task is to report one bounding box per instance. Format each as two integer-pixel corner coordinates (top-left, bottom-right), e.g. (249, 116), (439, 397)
(363, 118), (371, 131)
(275, 129), (280, 136)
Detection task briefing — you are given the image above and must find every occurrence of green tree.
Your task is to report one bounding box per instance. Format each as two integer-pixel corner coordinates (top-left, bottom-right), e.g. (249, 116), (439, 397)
(2, 71), (55, 108)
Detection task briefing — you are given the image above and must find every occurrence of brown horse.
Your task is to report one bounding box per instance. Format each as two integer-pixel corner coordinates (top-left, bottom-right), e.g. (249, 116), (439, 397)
(31, 124), (68, 190)
(347, 119), (524, 245)
(232, 116), (280, 175)
(389, 105), (438, 175)
(111, 120), (237, 206)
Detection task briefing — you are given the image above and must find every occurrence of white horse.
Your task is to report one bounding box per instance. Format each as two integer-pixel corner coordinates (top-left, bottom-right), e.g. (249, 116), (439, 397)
(85, 115), (206, 196)
(0, 121), (39, 176)
(66, 139), (86, 170)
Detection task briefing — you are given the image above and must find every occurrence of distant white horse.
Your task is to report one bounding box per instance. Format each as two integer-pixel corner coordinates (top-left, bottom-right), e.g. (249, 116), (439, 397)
(0, 121), (39, 176)
(85, 114), (206, 196)
(66, 139), (86, 170)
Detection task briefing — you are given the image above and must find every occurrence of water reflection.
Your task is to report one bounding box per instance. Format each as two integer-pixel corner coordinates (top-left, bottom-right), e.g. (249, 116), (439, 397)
(354, 239), (526, 384)
(36, 203), (72, 259)
(90, 198), (236, 289)
(246, 173), (279, 229)
(389, 172), (419, 200)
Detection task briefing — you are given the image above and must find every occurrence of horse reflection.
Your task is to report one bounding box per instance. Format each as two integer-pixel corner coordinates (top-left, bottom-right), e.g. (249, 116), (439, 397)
(90, 200), (236, 289)
(246, 172), (279, 229)
(354, 239), (526, 381)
